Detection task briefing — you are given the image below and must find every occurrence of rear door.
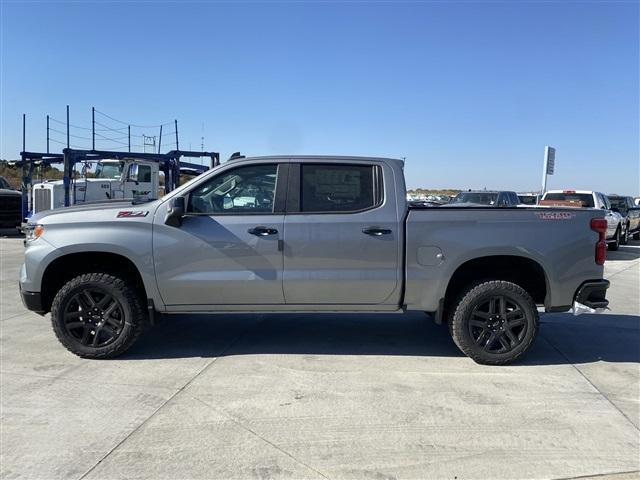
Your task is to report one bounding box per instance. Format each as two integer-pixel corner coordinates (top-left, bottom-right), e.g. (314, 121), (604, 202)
(282, 161), (401, 305)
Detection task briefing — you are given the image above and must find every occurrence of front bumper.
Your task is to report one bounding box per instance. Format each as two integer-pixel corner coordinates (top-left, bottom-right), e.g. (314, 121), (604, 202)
(19, 283), (45, 314)
(574, 279), (610, 310)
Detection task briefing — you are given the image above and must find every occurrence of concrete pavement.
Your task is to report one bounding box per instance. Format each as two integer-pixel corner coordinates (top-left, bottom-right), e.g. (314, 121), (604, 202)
(1, 232), (638, 480)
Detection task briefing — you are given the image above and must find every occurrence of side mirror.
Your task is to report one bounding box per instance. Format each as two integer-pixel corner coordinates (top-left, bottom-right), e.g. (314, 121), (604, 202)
(165, 196), (185, 227)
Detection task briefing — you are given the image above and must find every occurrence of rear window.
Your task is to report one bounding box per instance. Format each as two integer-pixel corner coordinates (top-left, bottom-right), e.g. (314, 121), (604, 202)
(543, 193), (594, 207)
(301, 164), (381, 213)
(609, 197), (628, 212)
(451, 192), (498, 205)
(518, 195), (537, 205)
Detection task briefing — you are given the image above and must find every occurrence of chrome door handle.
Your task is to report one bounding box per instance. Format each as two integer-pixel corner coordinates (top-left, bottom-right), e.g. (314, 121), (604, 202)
(248, 226), (278, 236)
(362, 227), (392, 236)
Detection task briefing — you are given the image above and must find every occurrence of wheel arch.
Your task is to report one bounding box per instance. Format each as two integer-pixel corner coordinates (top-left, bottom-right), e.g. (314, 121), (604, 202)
(443, 255), (549, 309)
(41, 251), (147, 313)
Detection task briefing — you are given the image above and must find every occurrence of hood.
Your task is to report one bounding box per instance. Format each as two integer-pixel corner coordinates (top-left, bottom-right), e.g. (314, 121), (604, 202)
(0, 188), (21, 196)
(29, 199), (154, 224)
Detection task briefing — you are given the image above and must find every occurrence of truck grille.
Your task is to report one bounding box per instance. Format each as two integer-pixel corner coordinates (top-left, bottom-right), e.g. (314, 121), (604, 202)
(34, 188), (52, 213)
(0, 195), (22, 226)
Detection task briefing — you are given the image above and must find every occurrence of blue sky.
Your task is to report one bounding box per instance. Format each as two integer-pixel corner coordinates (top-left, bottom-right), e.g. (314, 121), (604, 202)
(1, 1), (638, 193)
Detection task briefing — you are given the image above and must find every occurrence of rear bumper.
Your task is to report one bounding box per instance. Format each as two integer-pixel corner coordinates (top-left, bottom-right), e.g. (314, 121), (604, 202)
(19, 283), (45, 314)
(574, 279), (610, 310)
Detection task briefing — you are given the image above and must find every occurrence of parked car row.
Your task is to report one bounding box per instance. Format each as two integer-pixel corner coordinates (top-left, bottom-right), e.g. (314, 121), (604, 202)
(407, 188), (639, 251)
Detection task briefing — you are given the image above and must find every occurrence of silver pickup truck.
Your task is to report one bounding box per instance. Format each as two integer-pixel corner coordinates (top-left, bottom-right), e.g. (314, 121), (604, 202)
(20, 156), (610, 365)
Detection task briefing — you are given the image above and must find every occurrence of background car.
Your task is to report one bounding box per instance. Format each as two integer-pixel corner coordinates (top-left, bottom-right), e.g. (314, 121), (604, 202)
(445, 190), (520, 207)
(608, 195), (640, 242)
(0, 176), (22, 228)
(540, 190), (624, 249)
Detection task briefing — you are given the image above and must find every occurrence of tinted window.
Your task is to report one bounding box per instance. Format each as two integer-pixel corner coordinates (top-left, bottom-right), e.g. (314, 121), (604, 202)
(451, 192), (498, 205)
(543, 193), (595, 207)
(301, 164), (380, 212)
(188, 164), (278, 214)
(518, 195), (537, 205)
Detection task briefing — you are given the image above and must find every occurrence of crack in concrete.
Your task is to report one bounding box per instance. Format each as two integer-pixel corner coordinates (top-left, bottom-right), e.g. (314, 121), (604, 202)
(191, 394), (331, 480)
(540, 334), (639, 432)
(77, 317), (264, 480)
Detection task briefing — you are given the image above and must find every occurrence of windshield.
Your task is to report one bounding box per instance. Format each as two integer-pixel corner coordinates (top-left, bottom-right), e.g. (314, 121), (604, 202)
(543, 193), (594, 207)
(0, 177), (11, 189)
(95, 162), (124, 179)
(451, 192), (498, 205)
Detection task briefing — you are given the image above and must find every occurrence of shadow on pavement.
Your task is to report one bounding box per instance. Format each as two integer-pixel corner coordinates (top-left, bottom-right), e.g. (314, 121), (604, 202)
(607, 239), (640, 261)
(0, 227), (23, 238)
(126, 310), (639, 366)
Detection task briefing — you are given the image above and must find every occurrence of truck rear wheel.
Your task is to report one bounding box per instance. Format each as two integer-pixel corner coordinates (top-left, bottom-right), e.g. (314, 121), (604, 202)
(51, 273), (146, 359)
(621, 223), (629, 245)
(450, 281), (539, 365)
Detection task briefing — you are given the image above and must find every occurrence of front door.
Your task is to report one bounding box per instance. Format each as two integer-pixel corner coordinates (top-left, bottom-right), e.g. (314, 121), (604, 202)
(124, 162), (154, 200)
(282, 162), (401, 305)
(153, 162), (286, 307)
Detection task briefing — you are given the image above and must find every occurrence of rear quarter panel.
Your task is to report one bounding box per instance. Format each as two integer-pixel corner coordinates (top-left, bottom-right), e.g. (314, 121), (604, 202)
(404, 207), (605, 311)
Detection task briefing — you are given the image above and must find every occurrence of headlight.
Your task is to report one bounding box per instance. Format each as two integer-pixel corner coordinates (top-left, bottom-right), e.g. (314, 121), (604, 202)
(26, 224), (45, 242)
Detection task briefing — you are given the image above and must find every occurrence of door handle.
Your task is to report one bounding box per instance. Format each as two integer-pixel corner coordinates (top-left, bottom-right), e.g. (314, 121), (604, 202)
(248, 226), (278, 236)
(362, 227), (392, 236)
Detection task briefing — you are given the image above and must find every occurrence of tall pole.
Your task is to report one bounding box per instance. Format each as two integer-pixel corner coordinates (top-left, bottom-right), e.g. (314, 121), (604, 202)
(158, 125), (163, 154)
(92, 107), (95, 150)
(46, 115), (50, 153)
(66, 105), (70, 149)
(22, 113), (25, 152)
(128, 125), (131, 152)
(175, 120), (179, 151)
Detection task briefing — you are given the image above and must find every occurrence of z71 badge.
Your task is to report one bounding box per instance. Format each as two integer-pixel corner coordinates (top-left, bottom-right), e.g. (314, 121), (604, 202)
(117, 211), (149, 218)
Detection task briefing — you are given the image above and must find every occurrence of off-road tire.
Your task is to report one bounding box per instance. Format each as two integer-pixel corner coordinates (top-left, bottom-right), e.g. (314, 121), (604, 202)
(608, 227), (621, 251)
(621, 223), (629, 245)
(450, 280), (539, 365)
(51, 273), (146, 359)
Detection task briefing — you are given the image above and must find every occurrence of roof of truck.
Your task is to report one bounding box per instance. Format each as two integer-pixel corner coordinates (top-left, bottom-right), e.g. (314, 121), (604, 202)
(233, 155), (405, 166)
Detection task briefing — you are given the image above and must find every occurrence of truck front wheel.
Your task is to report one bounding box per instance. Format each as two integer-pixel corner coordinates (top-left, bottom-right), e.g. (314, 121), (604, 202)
(51, 273), (146, 359)
(450, 281), (539, 365)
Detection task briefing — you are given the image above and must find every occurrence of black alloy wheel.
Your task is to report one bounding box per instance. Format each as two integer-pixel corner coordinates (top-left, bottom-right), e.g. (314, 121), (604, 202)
(63, 288), (125, 348)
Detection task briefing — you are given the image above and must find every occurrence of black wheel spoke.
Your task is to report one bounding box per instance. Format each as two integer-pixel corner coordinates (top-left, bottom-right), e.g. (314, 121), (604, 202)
(504, 327), (519, 346)
(469, 319), (486, 328)
(498, 335), (511, 351)
(101, 325), (118, 339)
(472, 310), (491, 320)
(63, 287), (124, 349)
(91, 327), (102, 347)
(65, 310), (83, 320)
(506, 308), (524, 320)
(82, 291), (97, 308)
(498, 296), (506, 315)
(474, 330), (488, 345)
(507, 318), (525, 328)
(80, 325), (92, 345)
(485, 333), (498, 349)
(66, 321), (86, 330)
(103, 300), (118, 317)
